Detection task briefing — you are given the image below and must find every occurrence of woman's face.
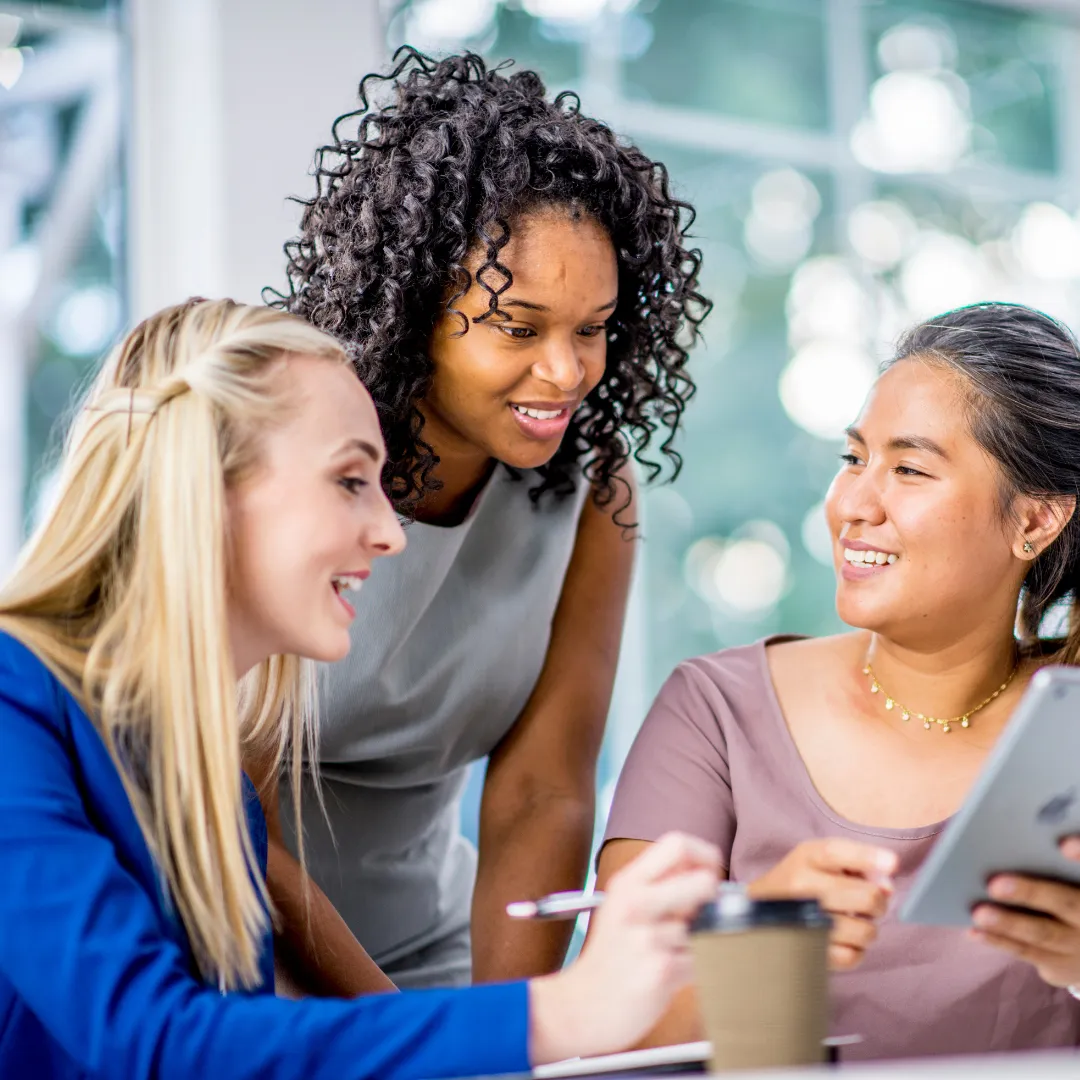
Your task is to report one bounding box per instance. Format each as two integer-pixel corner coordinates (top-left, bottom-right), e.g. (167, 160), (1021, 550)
(226, 356), (405, 674)
(424, 207), (619, 471)
(825, 358), (1028, 648)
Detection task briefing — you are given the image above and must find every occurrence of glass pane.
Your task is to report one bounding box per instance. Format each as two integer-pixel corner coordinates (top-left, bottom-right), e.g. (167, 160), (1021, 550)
(624, 0), (829, 130)
(388, 1), (580, 89)
(864, 0), (1062, 174)
(634, 143), (845, 699)
(0, 10), (124, 566)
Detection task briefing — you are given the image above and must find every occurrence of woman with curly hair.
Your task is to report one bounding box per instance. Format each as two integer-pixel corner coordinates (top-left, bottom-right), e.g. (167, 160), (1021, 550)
(265, 47), (710, 995)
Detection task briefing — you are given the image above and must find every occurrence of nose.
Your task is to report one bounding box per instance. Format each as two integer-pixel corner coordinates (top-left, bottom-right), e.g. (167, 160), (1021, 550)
(531, 336), (586, 394)
(365, 488), (406, 559)
(835, 463), (887, 528)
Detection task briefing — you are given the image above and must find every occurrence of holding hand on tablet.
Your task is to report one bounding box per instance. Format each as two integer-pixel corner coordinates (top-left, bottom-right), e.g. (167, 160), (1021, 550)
(749, 838), (898, 971)
(970, 836), (1080, 990)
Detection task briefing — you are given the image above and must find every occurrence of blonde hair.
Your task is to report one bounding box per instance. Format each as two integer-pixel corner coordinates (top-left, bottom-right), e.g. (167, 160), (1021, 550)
(0, 298), (349, 989)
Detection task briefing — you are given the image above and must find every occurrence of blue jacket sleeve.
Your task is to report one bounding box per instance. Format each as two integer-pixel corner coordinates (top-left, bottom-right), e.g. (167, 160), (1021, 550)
(0, 650), (531, 1080)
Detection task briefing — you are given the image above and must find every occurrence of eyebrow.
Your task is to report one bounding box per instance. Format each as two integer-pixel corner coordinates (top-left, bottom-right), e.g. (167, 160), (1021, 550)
(332, 438), (383, 465)
(845, 427), (951, 461)
(499, 296), (618, 314)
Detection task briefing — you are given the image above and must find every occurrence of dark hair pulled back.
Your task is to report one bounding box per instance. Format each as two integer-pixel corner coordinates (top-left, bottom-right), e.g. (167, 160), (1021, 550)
(891, 301), (1080, 656)
(269, 47), (710, 515)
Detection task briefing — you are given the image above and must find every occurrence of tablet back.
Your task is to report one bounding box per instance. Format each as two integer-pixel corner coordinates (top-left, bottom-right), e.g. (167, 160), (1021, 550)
(901, 665), (1080, 926)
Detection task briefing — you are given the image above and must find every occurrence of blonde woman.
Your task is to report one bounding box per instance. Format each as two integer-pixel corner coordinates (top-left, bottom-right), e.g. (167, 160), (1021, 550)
(0, 298), (719, 1079)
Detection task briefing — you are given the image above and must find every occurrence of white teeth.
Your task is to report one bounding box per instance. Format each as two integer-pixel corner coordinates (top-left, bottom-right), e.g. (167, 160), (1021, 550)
(332, 574), (365, 594)
(843, 548), (898, 566)
(512, 404), (564, 420)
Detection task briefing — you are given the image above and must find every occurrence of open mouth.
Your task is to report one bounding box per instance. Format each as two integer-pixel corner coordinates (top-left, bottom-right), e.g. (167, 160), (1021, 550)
(331, 573), (366, 617)
(331, 573), (366, 595)
(507, 401), (574, 441)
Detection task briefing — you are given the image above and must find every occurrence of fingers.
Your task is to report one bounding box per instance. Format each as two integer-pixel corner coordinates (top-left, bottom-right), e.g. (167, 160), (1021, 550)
(1061, 836), (1080, 862)
(612, 868), (719, 923)
(616, 832), (723, 887)
(810, 837), (898, 881)
(830, 912), (878, 952)
(969, 927), (1052, 967)
(821, 876), (891, 920)
(825, 914), (878, 971)
(972, 904), (1076, 957)
(828, 942), (865, 971)
(986, 875), (1080, 930)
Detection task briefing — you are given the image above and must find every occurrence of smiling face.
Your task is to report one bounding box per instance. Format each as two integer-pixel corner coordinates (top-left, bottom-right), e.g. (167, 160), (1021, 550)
(824, 358), (1031, 649)
(422, 206), (618, 476)
(226, 356), (405, 673)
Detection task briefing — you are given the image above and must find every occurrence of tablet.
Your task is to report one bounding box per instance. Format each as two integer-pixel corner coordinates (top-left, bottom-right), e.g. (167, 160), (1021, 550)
(901, 664), (1080, 926)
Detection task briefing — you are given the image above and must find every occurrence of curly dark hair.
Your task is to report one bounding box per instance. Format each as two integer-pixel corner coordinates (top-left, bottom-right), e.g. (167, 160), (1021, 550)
(270, 46), (711, 514)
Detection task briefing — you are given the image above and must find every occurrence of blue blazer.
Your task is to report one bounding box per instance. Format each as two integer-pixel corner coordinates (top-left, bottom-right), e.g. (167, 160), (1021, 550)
(0, 632), (529, 1079)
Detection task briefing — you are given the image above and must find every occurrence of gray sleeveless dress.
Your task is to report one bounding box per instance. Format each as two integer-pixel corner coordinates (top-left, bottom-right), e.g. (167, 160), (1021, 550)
(282, 466), (591, 988)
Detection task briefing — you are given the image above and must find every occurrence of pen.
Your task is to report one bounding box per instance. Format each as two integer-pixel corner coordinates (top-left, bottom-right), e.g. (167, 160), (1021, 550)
(507, 881), (753, 921)
(506, 890), (606, 920)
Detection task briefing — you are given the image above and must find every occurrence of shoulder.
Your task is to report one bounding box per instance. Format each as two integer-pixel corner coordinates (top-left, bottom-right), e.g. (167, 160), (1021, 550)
(634, 640), (779, 755)
(0, 630), (64, 713)
(0, 630), (74, 757)
(663, 638), (779, 706)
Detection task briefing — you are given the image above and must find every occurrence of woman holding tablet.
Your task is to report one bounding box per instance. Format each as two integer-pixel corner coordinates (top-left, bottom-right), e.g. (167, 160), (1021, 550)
(0, 298), (721, 1078)
(599, 302), (1080, 1061)
(266, 48), (709, 993)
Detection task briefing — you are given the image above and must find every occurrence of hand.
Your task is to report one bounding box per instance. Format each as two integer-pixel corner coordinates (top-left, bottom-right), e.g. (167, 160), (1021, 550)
(969, 835), (1080, 989)
(749, 838), (897, 971)
(528, 832), (721, 1065)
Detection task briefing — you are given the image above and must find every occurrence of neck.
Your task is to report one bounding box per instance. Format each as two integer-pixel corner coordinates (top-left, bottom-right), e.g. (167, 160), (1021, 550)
(865, 625), (1018, 727)
(227, 619), (262, 683)
(413, 413), (496, 526)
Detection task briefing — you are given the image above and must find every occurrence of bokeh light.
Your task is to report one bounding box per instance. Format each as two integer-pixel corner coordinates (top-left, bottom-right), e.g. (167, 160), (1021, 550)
(779, 341), (876, 442)
(684, 521), (790, 619)
(1012, 203), (1080, 281)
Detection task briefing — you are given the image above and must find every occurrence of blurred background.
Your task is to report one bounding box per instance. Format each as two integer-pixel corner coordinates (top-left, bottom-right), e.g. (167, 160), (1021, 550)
(2, 0), (1080, 837)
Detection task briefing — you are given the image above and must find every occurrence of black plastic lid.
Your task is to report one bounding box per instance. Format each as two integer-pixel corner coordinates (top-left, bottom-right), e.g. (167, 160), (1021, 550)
(690, 896), (831, 934)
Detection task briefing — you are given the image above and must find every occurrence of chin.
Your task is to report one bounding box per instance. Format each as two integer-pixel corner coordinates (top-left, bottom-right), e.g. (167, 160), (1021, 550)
(294, 631), (353, 665)
(498, 442), (562, 471)
(835, 592), (891, 634)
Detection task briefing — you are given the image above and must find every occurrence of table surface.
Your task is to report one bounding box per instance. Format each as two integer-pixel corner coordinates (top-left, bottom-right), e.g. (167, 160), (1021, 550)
(517, 1048), (1080, 1080)
(697, 1049), (1078, 1079)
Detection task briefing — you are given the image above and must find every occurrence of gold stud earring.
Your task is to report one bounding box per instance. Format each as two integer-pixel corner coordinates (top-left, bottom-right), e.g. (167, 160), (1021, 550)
(1023, 541), (1035, 555)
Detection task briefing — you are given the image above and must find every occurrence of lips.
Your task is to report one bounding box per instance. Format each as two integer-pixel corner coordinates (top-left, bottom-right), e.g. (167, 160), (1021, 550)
(508, 402), (573, 441)
(331, 571), (368, 619)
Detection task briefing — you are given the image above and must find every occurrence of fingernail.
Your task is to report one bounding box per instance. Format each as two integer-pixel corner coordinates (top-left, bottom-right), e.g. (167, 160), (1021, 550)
(868, 872), (894, 892)
(989, 877), (1016, 899)
(973, 907), (999, 929)
(876, 851), (898, 873)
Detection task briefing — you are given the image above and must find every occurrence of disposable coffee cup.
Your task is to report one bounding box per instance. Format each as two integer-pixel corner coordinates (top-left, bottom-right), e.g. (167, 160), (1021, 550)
(689, 887), (831, 1072)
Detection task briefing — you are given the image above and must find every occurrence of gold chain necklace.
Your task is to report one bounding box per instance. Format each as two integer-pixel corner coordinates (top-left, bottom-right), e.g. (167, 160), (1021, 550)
(862, 657), (1018, 734)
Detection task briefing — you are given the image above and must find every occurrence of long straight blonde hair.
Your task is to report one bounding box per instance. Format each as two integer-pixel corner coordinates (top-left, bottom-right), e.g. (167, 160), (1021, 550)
(0, 298), (349, 989)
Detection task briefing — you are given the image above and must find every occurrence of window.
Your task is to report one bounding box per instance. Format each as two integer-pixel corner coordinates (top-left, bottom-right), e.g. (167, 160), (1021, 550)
(390, 0), (1080, 836)
(0, 0), (124, 572)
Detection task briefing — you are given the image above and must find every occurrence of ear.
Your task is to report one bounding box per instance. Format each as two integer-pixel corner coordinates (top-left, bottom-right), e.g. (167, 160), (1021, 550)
(1013, 494), (1076, 561)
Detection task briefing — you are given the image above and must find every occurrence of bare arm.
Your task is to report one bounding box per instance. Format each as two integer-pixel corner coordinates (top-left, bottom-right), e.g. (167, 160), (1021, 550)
(594, 838), (709, 1048)
(470, 473), (637, 983)
(257, 769), (396, 998)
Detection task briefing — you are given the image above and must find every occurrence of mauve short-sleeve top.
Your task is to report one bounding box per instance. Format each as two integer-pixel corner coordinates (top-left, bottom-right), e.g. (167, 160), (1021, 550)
(603, 636), (1080, 1062)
